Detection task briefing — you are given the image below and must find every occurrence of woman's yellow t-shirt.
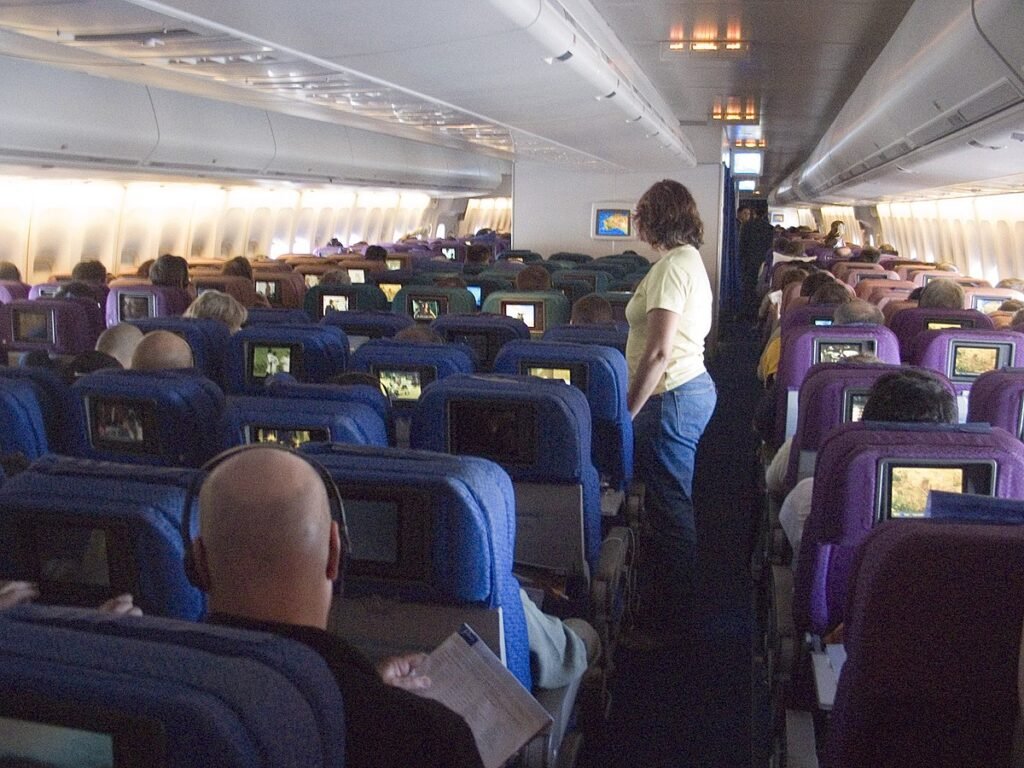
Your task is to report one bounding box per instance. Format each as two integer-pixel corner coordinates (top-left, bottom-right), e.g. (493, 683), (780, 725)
(625, 244), (713, 394)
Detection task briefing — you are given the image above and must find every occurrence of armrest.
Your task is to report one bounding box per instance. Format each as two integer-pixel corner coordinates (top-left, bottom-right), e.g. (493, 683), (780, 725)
(590, 526), (633, 655)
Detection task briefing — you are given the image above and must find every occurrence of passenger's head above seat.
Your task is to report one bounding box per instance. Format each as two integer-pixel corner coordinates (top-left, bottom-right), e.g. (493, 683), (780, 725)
(918, 278), (965, 310)
(809, 282), (852, 306)
(131, 330), (194, 371)
(466, 244), (491, 265)
(95, 322), (144, 368)
(799, 271), (834, 298)
(195, 446), (340, 629)
(221, 256), (253, 281)
(71, 260), (108, 283)
(0, 261), (21, 282)
(861, 369), (957, 424)
(515, 264), (552, 291)
(319, 269), (351, 287)
(834, 299), (883, 326)
(571, 294), (614, 326)
(149, 254), (190, 289)
(364, 245), (387, 262)
(184, 290), (248, 334)
(394, 324), (444, 344)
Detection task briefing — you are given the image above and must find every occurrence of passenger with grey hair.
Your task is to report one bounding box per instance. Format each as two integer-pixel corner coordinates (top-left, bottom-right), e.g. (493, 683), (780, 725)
(833, 299), (884, 326)
(918, 278), (965, 310)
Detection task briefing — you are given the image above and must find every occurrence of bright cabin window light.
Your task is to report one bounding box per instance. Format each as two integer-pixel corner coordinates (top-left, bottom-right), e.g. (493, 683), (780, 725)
(292, 237), (310, 254)
(269, 238), (291, 259)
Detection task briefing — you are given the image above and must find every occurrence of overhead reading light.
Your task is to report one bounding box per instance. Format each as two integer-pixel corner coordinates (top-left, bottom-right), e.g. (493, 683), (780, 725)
(661, 40), (749, 56)
(595, 91), (617, 101)
(712, 96), (759, 124)
(734, 138), (766, 149)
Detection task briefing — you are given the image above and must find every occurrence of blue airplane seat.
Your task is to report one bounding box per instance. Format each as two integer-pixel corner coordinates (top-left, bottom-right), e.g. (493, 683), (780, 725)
(0, 376), (49, 459)
(493, 339), (632, 492)
(319, 310), (414, 350)
(0, 455), (204, 619)
(69, 369), (225, 467)
(431, 313), (530, 371)
(0, 365), (75, 452)
(129, 316), (231, 386)
(411, 373), (602, 592)
(349, 338), (475, 410)
(224, 324), (348, 394)
(541, 323), (628, 356)
(0, 604), (345, 768)
(220, 395), (389, 450)
(265, 378), (396, 446)
(244, 307), (314, 326)
(303, 442), (531, 690)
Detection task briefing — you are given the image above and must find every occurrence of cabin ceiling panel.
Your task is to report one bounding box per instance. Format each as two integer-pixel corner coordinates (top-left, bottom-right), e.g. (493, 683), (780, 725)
(590, 0), (916, 188)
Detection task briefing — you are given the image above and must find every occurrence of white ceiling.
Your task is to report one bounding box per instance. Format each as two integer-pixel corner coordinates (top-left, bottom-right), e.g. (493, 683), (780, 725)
(0, 0), (916, 189)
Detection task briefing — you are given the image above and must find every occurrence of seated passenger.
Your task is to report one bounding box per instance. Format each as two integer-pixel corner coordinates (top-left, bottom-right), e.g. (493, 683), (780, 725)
(364, 245), (388, 262)
(465, 244), (492, 266)
(918, 278), (964, 310)
(778, 369), (957, 568)
(71, 260), (108, 284)
(192, 446), (484, 768)
(515, 265), (552, 291)
(130, 330), (194, 371)
(221, 256), (254, 281)
(149, 253), (190, 289)
(319, 269), (351, 287)
(0, 580), (140, 614)
(990, 300), (1024, 329)
(571, 294), (614, 326)
(54, 280), (99, 302)
(96, 323), (144, 368)
(435, 275), (467, 289)
(0, 260), (21, 282)
(996, 277), (1024, 292)
(136, 258), (155, 278)
(184, 290), (248, 334)
(833, 299), (883, 326)
(851, 247), (881, 264)
(393, 324), (444, 344)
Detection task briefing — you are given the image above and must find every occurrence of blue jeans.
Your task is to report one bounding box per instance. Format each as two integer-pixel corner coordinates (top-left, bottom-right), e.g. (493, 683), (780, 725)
(633, 371), (717, 630)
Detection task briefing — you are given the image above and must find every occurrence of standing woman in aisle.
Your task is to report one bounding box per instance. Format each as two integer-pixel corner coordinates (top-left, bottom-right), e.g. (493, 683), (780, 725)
(626, 179), (717, 647)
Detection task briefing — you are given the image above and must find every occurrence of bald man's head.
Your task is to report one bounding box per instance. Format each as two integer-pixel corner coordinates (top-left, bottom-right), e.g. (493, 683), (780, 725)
(196, 447), (340, 628)
(130, 330), (194, 371)
(96, 323), (144, 369)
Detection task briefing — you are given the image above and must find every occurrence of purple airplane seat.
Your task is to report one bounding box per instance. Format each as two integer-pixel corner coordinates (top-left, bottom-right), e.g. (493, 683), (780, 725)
(793, 421), (1024, 638)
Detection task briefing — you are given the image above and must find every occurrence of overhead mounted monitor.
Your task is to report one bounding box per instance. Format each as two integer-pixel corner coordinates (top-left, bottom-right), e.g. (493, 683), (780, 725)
(591, 203), (633, 240)
(731, 150), (763, 176)
(737, 179), (756, 192)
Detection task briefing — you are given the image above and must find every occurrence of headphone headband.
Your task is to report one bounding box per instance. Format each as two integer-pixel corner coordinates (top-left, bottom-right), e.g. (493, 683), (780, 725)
(180, 443), (349, 589)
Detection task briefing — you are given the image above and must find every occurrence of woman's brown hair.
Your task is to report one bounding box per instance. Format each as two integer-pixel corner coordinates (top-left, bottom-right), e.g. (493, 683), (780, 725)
(634, 179), (703, 250)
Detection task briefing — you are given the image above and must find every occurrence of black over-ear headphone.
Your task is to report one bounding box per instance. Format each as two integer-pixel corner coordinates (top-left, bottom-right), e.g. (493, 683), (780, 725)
(180, 443), (350, 590)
